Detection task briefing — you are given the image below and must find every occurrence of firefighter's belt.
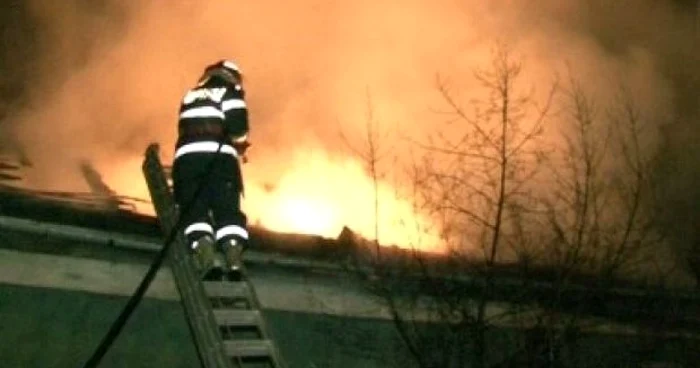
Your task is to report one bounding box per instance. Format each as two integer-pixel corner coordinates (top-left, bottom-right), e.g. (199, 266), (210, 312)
(179, 123), (224, 137)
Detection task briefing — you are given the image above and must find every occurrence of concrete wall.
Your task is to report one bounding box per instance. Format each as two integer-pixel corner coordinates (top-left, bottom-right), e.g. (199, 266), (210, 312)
(0, 231), (695, 367)
(3, 283), (695, 368)
(0, 244), (410, 367)
(0, 284), (410, 368)
(0, 247), (388, 319)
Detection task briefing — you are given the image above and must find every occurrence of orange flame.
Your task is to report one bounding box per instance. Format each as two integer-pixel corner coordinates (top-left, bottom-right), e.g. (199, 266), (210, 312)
(102, 149), (444, 253)
(245, 149), (443, 252)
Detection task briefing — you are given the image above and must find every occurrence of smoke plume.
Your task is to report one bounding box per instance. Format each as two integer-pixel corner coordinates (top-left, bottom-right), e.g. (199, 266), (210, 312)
(0, 0), (697, 252)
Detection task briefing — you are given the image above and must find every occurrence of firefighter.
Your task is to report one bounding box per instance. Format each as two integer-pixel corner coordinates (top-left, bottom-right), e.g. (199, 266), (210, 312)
(171, 59), (251, 278)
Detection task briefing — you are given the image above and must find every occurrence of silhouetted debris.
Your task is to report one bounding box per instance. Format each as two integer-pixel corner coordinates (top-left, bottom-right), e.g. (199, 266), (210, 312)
(0, 172), (21, 181)
(0, 162), (20, 170)
(0, 186), (158, 236)
(78, 160), (122, 210)
(0, 156), (22, 184)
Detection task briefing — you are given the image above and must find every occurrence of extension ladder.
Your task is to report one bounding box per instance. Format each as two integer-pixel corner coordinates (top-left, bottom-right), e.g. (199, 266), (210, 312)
(142, 143), (285, 368)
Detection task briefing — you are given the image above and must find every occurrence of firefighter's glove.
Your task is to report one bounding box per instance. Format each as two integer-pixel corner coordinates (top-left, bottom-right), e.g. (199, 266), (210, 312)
(233, 140), (251, 155)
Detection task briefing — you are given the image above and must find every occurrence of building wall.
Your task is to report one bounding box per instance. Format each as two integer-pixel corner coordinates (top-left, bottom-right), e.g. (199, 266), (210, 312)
(3, 283), (696, 368)
(0, 284), (412, 368)
(0, 230), (696, 367)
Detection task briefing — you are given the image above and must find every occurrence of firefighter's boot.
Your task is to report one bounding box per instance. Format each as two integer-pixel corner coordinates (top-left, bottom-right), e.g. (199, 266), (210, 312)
(192, 235), (223, 279)
(223, 237), (245, 275)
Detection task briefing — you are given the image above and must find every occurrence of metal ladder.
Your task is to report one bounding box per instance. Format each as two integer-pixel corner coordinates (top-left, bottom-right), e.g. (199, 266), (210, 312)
(142, 143), (286, 368)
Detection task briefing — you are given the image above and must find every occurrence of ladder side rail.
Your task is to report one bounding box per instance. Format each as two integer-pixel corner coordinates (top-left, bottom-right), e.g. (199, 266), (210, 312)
(238, 270), (286, 368)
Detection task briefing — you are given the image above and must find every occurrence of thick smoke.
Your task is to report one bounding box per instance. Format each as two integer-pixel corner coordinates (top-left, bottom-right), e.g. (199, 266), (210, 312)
(0, 1), (697, 252)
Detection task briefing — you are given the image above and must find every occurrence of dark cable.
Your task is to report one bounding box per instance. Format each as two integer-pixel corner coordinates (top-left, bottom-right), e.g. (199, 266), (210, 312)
(82, 141), (225, 368)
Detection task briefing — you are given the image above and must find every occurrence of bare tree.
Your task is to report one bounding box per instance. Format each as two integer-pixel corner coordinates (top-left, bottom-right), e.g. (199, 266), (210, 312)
(501, 71), (694, 368)
(343, 45), (697, 368)
(350, 45), (556, 368)
(520, 73), (661, 367)
(341, 89), (393, 252)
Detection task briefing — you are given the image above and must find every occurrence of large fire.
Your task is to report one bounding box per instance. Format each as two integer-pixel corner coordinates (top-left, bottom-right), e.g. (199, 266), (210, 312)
(105, 149), (444, 253)
(4, 0), (684, 258)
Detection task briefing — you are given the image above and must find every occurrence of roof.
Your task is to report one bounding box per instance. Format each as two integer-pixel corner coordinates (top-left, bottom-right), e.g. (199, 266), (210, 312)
(0, 167), (698, 334)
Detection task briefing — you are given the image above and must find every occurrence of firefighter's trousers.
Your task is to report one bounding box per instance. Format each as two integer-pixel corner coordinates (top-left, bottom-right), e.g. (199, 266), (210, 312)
(172, 151), (248, 251)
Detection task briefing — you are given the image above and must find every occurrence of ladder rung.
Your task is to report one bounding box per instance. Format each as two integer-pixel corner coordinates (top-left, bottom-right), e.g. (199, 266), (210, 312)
(224, 339), (273, 358)
(214, 309), (261, 327)
(202, 280), (249, 299)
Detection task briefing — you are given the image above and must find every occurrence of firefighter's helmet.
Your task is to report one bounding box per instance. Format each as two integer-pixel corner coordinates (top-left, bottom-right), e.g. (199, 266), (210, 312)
(199, 59), (243, 85)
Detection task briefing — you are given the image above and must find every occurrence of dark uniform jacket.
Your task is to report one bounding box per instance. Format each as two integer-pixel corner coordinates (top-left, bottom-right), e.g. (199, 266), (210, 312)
(173, 75), (249, 193)
(175, 75), (249, 158)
